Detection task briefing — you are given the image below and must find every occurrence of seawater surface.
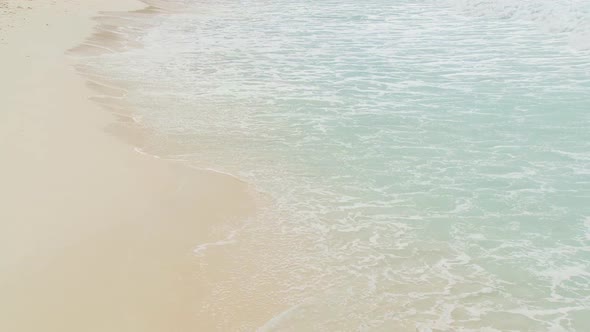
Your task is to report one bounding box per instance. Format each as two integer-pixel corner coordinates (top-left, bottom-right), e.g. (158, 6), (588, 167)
(86, 0), (590, 330)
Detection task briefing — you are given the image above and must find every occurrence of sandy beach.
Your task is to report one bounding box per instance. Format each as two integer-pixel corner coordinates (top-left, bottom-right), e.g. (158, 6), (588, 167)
(0, 1), (261, 330)
(3, 0), (589, 330)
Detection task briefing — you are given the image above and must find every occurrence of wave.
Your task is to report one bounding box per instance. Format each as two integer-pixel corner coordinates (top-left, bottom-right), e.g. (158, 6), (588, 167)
(449, 0), (590, 50)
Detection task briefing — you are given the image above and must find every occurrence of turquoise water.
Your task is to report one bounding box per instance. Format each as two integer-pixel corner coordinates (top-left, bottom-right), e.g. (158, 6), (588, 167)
(88, 0), (590, 330)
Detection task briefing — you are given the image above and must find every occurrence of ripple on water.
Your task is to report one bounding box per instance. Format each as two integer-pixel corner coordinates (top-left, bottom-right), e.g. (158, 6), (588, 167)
(82, 0), (590, 330)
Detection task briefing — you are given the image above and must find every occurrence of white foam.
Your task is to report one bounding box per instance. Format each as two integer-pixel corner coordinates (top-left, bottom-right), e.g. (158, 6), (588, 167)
(193, 229), (240, 257)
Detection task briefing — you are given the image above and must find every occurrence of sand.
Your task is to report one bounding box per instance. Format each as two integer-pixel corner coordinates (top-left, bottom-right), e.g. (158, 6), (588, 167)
(0, 0), (261, 330)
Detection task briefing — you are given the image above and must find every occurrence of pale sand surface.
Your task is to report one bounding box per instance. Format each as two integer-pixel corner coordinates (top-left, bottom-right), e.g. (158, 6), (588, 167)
(0, 1), (271, 331)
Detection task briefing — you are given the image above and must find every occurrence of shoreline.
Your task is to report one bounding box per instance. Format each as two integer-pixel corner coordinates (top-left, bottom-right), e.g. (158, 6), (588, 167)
(0, 0), (263, 330)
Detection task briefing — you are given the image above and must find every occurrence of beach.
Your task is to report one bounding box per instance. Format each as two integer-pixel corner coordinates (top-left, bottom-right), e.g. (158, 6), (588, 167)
(2, 0), (589, 330)
(0, 0), (263, 330)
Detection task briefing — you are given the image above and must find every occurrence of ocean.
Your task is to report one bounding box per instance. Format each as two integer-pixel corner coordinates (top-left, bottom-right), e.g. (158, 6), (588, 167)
(82, 0), (590, 330)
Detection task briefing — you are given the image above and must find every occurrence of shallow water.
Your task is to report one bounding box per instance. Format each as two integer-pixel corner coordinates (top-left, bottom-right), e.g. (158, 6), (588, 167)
(87, 0), (590, 330)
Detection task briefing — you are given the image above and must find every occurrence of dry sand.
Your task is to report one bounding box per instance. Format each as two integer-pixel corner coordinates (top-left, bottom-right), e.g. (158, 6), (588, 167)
(0, 1), (266, 330)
